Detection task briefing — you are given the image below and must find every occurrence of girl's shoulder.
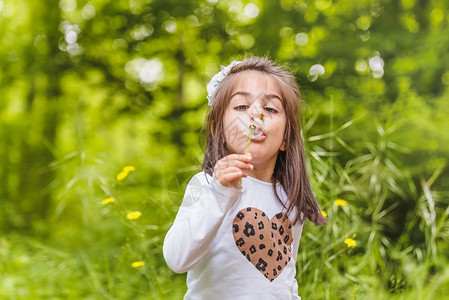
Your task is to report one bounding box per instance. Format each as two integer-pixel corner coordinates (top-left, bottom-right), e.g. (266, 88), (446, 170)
(188, 171), (243, 198)
(187, 171), (212, 187)
(180, 172), (210, 208)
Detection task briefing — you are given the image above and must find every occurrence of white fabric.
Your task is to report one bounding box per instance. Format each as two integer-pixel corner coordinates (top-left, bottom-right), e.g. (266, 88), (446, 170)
(163, 172), (303, 300)
(206, 60), (241, 106)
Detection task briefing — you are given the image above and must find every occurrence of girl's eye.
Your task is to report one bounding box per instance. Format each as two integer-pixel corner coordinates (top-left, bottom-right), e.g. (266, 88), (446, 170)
(264, 107), (278, 113)
(234, 105), (249, 111)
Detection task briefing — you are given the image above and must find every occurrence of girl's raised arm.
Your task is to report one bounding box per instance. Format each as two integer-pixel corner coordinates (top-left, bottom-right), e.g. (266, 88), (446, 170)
(163, 172), (241, 273)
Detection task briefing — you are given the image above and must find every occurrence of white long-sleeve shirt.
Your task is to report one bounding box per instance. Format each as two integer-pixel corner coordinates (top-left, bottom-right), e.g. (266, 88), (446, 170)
(163, 172), (304, 299)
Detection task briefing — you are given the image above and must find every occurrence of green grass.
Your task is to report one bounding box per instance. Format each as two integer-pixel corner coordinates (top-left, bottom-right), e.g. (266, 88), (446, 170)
(1, 120), (448, 299)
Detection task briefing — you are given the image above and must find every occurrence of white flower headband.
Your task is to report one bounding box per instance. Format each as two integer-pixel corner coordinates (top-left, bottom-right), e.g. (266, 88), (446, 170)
(207, 60), (241, 106)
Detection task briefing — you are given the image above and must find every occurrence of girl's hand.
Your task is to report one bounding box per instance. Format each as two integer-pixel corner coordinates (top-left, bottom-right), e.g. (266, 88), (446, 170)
(213, 153), (253, 189)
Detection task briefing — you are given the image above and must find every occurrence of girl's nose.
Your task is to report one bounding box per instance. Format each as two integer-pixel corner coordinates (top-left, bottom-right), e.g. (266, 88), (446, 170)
(249, 104), (262, 117)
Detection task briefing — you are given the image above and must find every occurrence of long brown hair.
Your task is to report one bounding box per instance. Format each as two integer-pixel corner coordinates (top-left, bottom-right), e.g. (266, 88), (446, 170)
(201, 57), (326, 226)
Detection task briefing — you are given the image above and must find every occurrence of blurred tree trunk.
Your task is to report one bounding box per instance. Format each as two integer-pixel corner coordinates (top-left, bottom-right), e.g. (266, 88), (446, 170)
(0, 124), (11, 230)
(11, 2), (67, 234)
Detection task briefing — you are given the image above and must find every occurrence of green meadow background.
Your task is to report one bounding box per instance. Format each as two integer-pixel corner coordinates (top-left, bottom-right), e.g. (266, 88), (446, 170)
(1, 0), (449, 299)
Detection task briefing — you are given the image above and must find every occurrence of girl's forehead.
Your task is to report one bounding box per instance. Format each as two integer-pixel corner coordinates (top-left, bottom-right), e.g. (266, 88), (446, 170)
(229, 71), (283, 103)
(231, 71), (281, 94)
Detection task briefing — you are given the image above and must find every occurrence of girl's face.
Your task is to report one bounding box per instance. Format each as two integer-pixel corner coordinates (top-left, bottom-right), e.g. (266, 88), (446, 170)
(222, 71), (287, 167)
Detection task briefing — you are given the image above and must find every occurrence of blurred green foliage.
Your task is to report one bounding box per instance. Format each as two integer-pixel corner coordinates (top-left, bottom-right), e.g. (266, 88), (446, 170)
(1, 0), (448, 298)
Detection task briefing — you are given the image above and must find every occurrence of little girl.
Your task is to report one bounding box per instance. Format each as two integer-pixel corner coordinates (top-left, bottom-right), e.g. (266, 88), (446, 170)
(163, 57), (325, 299)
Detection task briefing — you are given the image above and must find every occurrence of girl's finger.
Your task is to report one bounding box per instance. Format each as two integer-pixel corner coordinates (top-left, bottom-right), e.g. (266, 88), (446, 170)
(217, 159), (253, 172)
(214, 166), (243, 180)
(220, 171), (247, 187)
(223, 153), (252, 163)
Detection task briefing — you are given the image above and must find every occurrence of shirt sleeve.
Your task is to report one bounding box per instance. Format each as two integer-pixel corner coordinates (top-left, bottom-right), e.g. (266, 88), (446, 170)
(163, 172), (242, 273)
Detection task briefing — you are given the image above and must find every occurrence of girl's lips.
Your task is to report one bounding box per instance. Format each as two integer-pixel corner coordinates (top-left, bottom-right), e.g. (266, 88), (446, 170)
(249, 126), (265, 141)
(251, 134), (266, 142)
(242, 124), (265, 139)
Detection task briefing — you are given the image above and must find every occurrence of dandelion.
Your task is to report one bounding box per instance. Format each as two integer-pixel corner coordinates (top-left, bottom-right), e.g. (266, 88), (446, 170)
(127, 211), (142, 220)
(242, 114), (265, 155)
(334, 199), (348, 206)
(117, 171), (128, 181)
(344, 237), (356, 248)
(321, 210), (327, 218)
(131, 261), (145, 268)
(252, 113), (265, 128)
(101, 197), (115, 205)
(116, 165), (136, 181)
(123, 165), (136, 172)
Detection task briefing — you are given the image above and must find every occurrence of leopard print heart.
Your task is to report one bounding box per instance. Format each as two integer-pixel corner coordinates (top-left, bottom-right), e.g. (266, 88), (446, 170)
(232, 207), (293, 282)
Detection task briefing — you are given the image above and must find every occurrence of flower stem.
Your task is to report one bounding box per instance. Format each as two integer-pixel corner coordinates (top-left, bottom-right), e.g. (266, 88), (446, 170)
(244, 132), (252, 155)
(244, 124), (256, 155)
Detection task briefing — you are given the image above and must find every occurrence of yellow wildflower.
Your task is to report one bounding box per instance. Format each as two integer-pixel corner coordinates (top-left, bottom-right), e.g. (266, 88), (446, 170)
(127, 211), (142, 220)
(131, 261), (145, 268)
(123, 166), (136, 172)
(334, 199), (348, 206)
(321, 210), (327, 218)
(116, 165), (136, 181)
(101, 197), (115, 205)
(344, 238), (356, 248)
(116, 171), (128, 181)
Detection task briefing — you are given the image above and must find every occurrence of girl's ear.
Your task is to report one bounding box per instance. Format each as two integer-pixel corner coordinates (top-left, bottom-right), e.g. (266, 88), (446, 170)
(210, 120), (215, 138)
(280, 141), (286, 151)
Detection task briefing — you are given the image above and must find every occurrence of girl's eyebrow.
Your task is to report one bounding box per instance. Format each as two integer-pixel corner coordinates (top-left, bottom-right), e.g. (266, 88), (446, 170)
(229, 91), (251, 100)
(263, 93), (283, 102)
